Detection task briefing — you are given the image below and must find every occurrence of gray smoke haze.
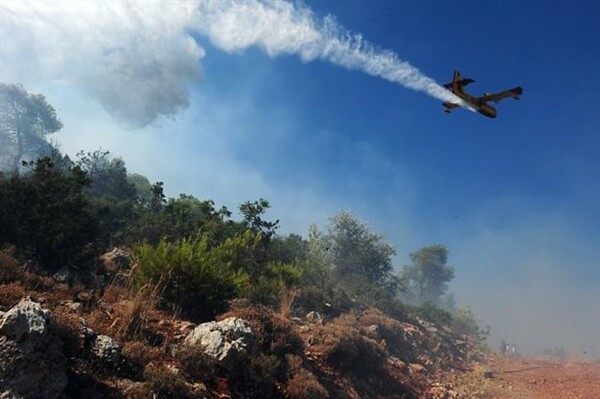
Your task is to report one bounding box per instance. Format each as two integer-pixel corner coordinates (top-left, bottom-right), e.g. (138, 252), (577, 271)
(448, 206), (600, 357)
(1, 0), (462, 128)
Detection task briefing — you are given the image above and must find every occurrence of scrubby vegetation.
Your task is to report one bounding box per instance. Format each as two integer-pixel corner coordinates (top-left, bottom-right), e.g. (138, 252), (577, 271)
(0, 86), (493, 398)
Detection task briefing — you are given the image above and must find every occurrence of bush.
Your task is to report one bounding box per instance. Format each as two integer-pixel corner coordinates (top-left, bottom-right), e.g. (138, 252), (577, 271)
(0, 158), (98, 272)
(411, 302), (452, 326)
(248, 261), (303, 306)
(312, 314), (385, 374)
(122, 341), (164, 378)
(323, 330), (385, 373)
(136, 365), (193, 399)
(131, 233), (256, 321)
(176, 346), (218, 383)
(452, 306), (489, 340)
(358, 309), (417, 361)
(285, 368), (328, 399)
(220, 303), (304, 357)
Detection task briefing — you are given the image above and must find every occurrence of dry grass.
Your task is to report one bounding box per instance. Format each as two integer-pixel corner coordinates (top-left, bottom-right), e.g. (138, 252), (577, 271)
(278, 287), (299, 319)
(52, 307), (86, 357)
(439, 362), (497, 398)
(116, 284), (160, 341)
(122, 341), (164, 374)
(0, 248), (54, 292)
(0, 283), (26, 310)
(99, 280), (128, 304)
(86, 283), (161, 342)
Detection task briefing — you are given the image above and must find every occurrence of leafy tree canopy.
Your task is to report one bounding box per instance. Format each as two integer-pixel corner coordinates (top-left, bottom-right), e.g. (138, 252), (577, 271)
(0, 83), (62, 171)
(401, 244), (455, 306)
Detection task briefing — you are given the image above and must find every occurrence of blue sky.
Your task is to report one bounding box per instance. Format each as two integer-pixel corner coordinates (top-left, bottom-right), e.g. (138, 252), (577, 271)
(1, 0), (598, 355)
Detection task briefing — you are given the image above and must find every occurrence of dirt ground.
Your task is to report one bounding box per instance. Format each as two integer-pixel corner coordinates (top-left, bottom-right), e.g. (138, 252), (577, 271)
(485, 356), (600, 399)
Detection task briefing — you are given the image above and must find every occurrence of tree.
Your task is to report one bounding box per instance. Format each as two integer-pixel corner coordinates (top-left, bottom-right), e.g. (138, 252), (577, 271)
(76, 150), (136, 200)
(0, 83), (62, 171)
(326, 211), (396, 287)
(239, 198), (280, 241)
(401, 244), (455, 306)
(76, 150), (138, 248)
(0, 157), (97, 271)
(308, 211), (400, 309)
(127, 173), (153, 206)
(268, 233), (309, 264)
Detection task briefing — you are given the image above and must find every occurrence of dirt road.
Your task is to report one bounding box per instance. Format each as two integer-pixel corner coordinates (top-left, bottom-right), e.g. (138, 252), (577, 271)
(486, 357), (600, 399)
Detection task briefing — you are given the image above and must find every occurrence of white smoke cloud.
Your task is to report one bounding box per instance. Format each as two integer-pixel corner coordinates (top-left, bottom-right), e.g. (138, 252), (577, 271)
(0, 0), (461, 127)
(194, 0), (460, 103)
(1, 1), (203, 128)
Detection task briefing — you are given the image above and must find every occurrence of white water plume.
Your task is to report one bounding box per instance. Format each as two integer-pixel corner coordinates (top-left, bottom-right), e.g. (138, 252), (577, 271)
(0, 0), (463, 127)
(195, 0), (462, 104)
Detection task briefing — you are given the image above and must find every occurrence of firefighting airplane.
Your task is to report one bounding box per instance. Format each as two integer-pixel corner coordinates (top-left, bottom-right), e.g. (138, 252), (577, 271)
(442, 71), (523, 118)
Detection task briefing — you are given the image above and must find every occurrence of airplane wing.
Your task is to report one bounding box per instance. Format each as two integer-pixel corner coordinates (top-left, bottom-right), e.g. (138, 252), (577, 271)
(479, 86), (523, 103)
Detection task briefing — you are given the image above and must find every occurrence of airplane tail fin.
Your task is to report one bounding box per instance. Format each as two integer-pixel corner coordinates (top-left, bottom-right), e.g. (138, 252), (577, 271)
(443, 71), (461, 89)
(443, 71), (474, 90)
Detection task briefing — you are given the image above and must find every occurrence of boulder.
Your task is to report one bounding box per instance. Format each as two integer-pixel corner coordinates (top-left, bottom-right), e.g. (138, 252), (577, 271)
(184, 317), (256, 369)
(0, 297), (50, 343)
(0, 298), (67, 398)
(90, 334), (121, 368)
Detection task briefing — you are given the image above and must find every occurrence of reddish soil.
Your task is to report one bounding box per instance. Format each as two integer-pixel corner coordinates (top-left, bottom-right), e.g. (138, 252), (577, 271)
(486, 357), (600, 399)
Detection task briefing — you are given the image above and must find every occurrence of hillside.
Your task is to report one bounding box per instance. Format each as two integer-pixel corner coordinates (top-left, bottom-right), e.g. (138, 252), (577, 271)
(0, 247), (494, 398)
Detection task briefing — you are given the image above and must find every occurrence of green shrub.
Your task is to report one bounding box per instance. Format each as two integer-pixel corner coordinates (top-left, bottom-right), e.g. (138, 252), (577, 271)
(249, 261), (303, 305)
(131, 233), (256, 321)
(411, 302), (452, 326)
(0, 158), (98, 272)
(452, 306), (489, 340)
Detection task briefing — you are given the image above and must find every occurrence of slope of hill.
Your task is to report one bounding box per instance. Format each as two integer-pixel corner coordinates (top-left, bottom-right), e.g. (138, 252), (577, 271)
(0, 248), (493, 399)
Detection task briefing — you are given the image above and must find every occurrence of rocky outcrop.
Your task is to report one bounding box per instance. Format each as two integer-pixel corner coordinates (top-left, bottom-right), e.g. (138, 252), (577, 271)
(90, 334), (121, 368)
(184, 317), (256, 370)
(0, 298), (68, 398)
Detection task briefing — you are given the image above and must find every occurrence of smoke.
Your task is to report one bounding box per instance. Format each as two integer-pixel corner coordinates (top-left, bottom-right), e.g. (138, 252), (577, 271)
(0, 0), (461, 127)
(1, 1), (203, 128)
(193, 0), (460, 103)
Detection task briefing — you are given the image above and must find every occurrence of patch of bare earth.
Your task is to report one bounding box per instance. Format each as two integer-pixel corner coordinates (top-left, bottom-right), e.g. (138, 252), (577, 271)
(485, 357), (600, 399)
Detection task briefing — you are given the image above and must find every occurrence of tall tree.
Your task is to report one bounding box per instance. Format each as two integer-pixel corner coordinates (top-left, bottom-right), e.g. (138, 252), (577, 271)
(239, 198), (280, 241)
(0, 83), (62, 171)
(327, 211), (396, 286)
(401, 244), (455, 305)
(0, 158), (97, 271)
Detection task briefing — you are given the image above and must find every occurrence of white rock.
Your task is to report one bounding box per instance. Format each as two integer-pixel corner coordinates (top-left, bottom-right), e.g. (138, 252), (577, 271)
(185, 317), (255, 369)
